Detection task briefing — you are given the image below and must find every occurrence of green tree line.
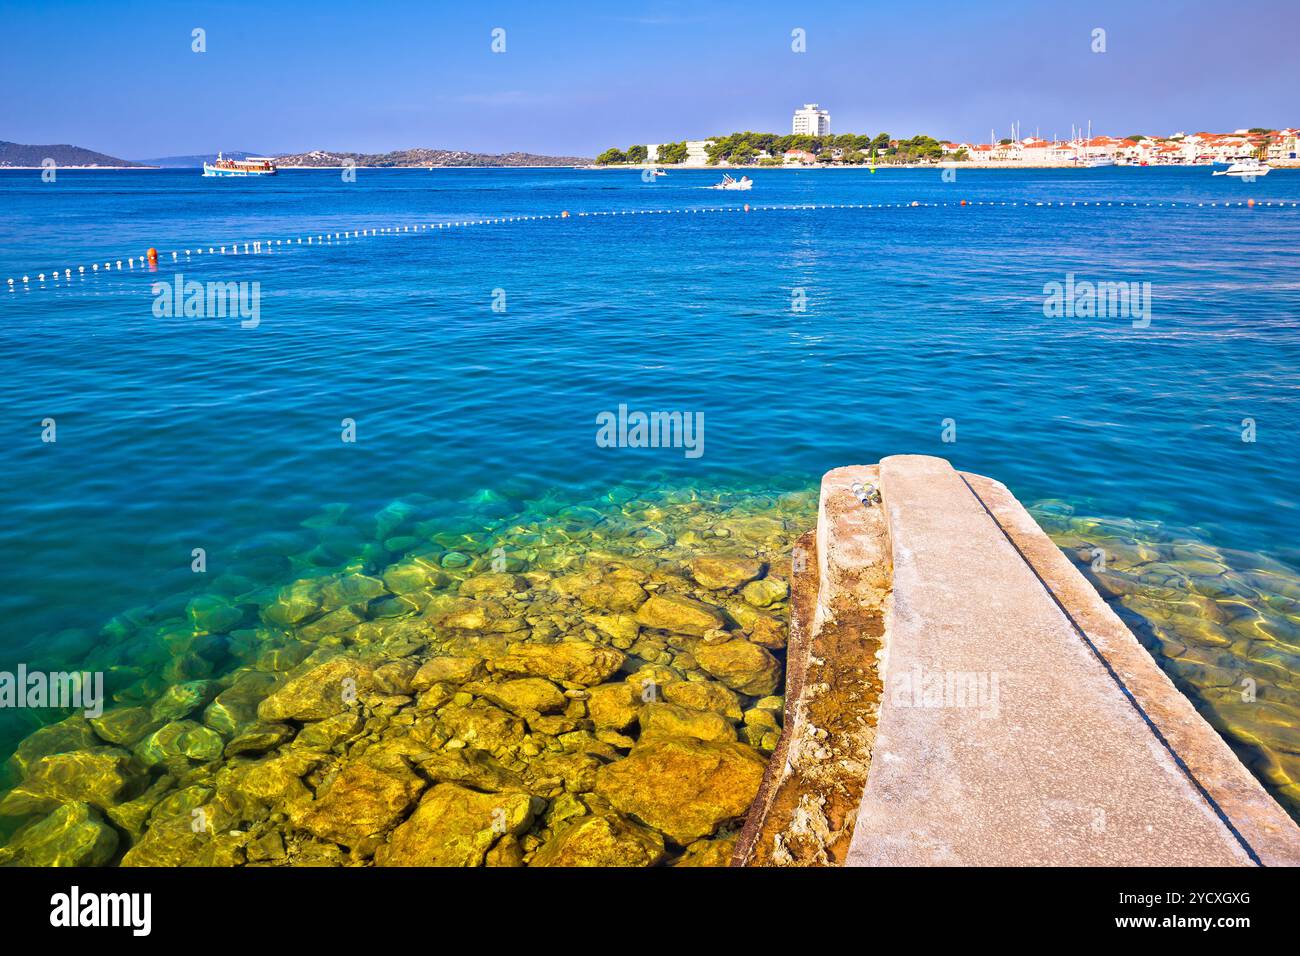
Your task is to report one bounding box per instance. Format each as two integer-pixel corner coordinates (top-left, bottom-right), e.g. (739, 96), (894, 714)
(594, 132), (947, 165)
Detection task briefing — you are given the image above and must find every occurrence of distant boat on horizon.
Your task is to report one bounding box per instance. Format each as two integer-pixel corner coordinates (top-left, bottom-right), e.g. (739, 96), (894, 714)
(202, 152), (277, 177)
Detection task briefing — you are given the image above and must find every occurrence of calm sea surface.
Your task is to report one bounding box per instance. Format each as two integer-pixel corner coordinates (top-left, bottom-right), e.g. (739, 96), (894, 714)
(1, 166), (1299, 830)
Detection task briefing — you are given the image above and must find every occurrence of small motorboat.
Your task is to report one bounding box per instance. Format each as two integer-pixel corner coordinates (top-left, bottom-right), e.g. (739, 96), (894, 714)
(650, 168), (667, 177)
(709, 173), (752, 191)
(1213, 159), (1271, 177)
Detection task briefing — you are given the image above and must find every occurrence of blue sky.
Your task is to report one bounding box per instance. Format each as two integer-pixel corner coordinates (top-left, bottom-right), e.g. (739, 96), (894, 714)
(3, 0), (1296, 158)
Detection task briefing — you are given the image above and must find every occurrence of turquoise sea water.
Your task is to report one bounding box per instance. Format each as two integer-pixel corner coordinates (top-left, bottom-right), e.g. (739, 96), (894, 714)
(1, 166), (1299, 825)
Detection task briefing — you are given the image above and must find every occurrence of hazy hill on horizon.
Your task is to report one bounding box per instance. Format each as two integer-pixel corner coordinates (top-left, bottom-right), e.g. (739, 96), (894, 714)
(134, 150), (262, 168)
(0, 141), (148, 168)
(0, 140), (590, 169)
(273, 147), (591, 167)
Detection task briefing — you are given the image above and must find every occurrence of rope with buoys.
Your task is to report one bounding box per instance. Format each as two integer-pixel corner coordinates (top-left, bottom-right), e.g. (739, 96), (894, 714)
(6, 198), (1299, 292)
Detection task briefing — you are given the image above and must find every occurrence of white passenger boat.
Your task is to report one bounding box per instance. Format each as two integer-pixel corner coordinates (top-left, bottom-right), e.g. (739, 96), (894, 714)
(202, 153), (278, 177)
(1213, 159), (1271, 177)
(709, 173), (752, 191)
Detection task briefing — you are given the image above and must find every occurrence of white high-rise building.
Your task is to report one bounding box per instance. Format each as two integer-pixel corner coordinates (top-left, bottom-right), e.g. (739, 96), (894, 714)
(792, 104), (830, 136)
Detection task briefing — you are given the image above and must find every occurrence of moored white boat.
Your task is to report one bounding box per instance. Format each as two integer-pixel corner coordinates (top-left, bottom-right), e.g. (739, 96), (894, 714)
(1213, 158), (1271, 177)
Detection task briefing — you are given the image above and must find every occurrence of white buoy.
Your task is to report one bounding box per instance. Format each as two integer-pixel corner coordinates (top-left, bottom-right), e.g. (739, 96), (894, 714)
(64, 269), (71, 278)
(172, 251), (178, 260)
(6, 278), (12, 286)
(116, 261), (122, 269)
(38, 273), (45, 281)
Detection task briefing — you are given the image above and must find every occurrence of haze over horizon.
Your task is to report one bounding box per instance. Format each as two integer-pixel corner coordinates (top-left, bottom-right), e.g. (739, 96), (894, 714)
(4, 0), (1296, 159)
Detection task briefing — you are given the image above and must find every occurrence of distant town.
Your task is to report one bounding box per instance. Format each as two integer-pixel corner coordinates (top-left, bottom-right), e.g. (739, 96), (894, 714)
(595, 104), (1300, 169)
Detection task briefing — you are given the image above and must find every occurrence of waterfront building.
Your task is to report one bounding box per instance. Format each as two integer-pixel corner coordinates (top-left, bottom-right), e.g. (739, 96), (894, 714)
(792, 104), (830, 136)
(684, 140), (713, 165)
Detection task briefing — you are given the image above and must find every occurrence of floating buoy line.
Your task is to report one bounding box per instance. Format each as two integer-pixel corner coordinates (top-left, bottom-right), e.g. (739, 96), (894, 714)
(6, 198), (1299, 293)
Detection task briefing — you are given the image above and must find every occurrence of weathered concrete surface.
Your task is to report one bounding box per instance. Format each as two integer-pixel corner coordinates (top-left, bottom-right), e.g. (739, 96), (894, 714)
(842, 455), (1300, 866)
(733, 467), (886, 865)
(962, 472), (1300, 867)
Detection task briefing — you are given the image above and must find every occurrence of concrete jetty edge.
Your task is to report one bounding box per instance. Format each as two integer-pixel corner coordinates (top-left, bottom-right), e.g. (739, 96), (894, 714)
(737, 455), (1300, 867)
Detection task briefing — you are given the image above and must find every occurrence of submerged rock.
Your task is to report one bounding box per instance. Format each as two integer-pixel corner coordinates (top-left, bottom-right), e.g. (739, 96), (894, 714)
(688, 556), (765, 592)
(585, 683), (641, 732)
(694, 639), (782, 697)
(6, 716), (103, 778)
(150, 680), (217, 723)
(437, 700), (526, 751)
(741, 577), (789, 608)
(187, 595), (245, 634)
(222, 723), (296, 754)
(298, 752), (426, 852)
(673, 833), (738, 867)
(374, 783), (536, 866)
(257, 658), (375, 722)
(412, 656), (485, 689)
(594, 737), (766, 844)
(89, 707), (162, 748)
(203, 672), (279, 736)
(417, 748), (526, 793)
(0, 747), (143, 816)
(640, 702), (737, 743)
(135, 720), (225, 767)
(0, 802), (119, 867)
(494, 641), (626, 686)
(579, 579), (649, 612)
(635, 594), (726, 637)
(474, 677), (567, 715)
(662, 680), (744, 721)
(530, 813), (665, 867)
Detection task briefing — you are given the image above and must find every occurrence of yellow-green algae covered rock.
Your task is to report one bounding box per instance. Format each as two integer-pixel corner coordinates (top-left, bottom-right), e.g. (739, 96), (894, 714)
(375, 783), (536, 866)
(297, 751), (426, 853)
(493, 640), (626, 686)
(693, 639), (782, 696)
(639, 702), (736, 743)
(531, 813), (665, 867)
(635, 594), (726, 636)
(687, 556), (765, 592)
(257, 657), (376, 722)
(594, 736), (766, 844)
(0, 802), (119, 867)
(0, 748), (143, 816)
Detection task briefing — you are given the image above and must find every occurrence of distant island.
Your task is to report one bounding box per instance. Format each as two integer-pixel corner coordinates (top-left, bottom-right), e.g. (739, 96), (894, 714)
(0, 141), (591, 169)
(272, 148), (591, 168)
(0, 141), (148, 168)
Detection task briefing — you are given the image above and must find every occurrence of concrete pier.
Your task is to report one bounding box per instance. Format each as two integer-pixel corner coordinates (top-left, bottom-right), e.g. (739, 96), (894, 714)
(738, 455), (1300, 867)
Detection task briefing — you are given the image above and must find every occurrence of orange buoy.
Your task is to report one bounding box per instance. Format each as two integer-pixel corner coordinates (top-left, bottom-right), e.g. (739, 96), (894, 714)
(960, 199), (967, 206)
(743, 204), (750, 212)
(1247, 198), (1256, 207)
(561, 210), (570, 218)
(147, 248), (158, 263)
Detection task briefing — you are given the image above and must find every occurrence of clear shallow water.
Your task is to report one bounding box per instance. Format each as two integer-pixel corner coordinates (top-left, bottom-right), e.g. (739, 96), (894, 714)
(1, 167), (1299, 854)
